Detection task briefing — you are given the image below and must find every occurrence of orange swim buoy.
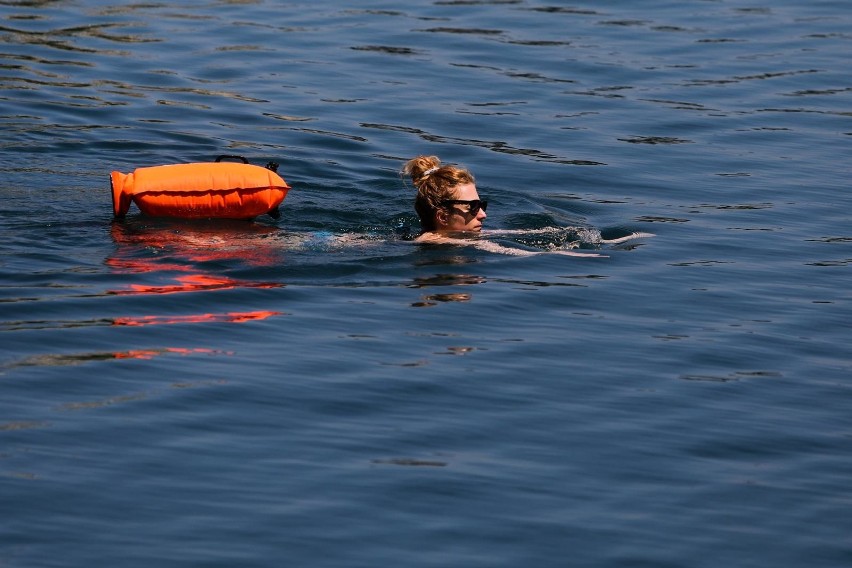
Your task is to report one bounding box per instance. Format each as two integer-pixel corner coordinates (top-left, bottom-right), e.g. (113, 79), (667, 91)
(111, 156), (291, 219)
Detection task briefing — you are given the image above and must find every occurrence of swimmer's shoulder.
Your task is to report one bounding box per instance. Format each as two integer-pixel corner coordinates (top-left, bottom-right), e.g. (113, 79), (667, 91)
(414, 232), (448, 244)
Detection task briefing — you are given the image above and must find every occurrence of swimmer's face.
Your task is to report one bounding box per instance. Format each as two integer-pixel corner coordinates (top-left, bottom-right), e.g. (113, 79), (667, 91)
(438, 182), (487, 233)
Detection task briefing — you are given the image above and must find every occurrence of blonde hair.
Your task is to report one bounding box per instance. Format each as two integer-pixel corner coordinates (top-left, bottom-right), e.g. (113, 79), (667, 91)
(402, 155), (475, 231)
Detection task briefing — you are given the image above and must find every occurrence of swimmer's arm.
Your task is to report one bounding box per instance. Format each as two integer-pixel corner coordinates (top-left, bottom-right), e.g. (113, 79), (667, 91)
(487, 229), (656, 244)
(599, 232), (656, 244)
(416, 233), (605, 257)
(474, 240), (606, 257)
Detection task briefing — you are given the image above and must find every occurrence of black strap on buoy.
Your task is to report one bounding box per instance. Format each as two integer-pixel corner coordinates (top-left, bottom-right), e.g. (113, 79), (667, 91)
(265, 161), (279, 173)
(215, 155), (249, 163)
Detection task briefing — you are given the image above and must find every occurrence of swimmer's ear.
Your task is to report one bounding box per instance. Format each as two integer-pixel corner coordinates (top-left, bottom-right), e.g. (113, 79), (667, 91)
(435, 208), (449, 228)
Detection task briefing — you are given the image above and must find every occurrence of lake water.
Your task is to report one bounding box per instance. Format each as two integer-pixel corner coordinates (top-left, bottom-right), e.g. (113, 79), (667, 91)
(1, 1), (851, 566)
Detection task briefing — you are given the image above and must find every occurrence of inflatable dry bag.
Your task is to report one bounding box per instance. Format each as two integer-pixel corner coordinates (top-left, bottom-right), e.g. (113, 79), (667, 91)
(111, 156), (290, 219)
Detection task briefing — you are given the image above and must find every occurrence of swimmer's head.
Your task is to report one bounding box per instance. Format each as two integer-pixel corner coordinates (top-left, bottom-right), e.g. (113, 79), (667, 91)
(402, 155), (486, 233)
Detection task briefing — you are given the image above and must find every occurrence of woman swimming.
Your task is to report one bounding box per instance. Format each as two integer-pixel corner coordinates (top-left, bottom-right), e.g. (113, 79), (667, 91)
(401, 155), (486, 242)
(402, 155), (627, 256)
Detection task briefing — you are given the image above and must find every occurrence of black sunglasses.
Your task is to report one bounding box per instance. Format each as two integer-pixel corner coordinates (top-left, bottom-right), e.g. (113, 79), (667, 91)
(441, 199), (488, 215)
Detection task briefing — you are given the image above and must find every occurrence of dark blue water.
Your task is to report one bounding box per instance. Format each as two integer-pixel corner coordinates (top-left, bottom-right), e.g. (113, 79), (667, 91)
(2, 1), (851, 566)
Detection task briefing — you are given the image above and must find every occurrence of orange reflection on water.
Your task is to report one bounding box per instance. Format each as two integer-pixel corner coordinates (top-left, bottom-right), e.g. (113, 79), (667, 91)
(113, 310), (283, 327)
(105, 257), (194, 274)
(109, 220), (284, 269)
(110, 274), (283, 296)
(107, 221), (286, 328)
(107, 221), (285, 294)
